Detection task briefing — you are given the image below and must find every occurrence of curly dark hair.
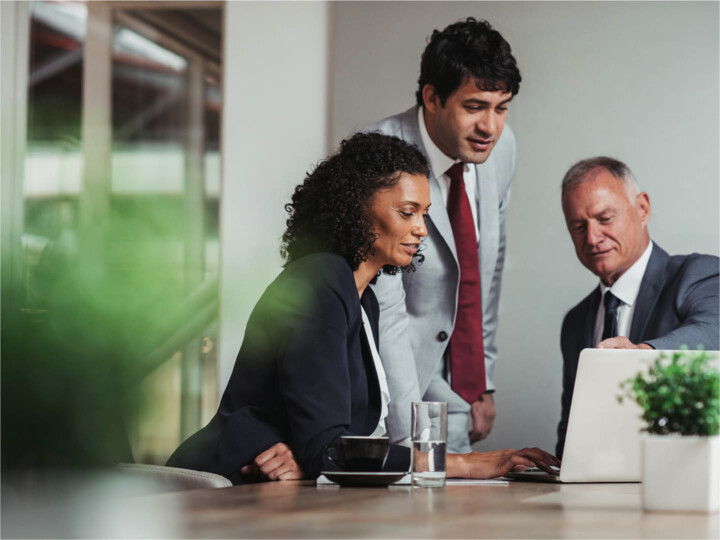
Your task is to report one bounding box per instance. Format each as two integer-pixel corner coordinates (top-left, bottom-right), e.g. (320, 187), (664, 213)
(281, 132), (430, 274)
(415, 17), (521, 107)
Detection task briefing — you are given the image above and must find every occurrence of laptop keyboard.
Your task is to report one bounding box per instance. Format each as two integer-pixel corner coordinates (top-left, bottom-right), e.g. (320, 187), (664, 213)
(521, 466), (561, 475)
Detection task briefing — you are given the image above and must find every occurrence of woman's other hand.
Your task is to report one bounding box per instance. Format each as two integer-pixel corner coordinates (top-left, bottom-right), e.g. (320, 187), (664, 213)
(240, 443), (304, 481)
(448, 447), (560, 479)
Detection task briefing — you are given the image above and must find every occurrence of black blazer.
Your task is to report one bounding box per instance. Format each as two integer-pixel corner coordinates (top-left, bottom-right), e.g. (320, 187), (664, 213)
(557, 244), (719, 457)
(167, 253), (410, 483)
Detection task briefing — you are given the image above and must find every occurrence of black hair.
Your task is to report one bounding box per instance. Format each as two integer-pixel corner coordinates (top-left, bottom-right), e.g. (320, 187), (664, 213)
(415, 17), (521, 107)
(281, 132), (430, 274)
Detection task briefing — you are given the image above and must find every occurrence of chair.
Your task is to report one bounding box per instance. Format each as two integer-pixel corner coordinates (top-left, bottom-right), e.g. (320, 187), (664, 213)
(116, 463), (232, 494)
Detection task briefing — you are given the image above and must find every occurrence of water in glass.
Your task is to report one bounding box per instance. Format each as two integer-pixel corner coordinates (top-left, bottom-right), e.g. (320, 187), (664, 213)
(412, 440), (447, 487)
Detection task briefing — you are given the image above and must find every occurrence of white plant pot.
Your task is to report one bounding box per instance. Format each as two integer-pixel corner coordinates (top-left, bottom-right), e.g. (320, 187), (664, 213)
(642, 434), (719, 512)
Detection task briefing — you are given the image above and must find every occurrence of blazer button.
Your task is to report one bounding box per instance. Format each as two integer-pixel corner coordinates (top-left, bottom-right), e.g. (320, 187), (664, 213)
(437, 331), (448, 342)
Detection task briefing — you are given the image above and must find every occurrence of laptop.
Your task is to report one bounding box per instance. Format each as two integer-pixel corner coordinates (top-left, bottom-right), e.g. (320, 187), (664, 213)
(508, 348), (684, 484)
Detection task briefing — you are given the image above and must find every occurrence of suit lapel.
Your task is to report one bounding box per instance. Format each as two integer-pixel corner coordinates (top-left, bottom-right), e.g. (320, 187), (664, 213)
(474, 160), (499, 299)
(399, 108), (458, 262)
(629, 244), (669, 342)
(361, 288), (380, 349)
(360, 290), (381, 433)
(584, 287), (601, 348)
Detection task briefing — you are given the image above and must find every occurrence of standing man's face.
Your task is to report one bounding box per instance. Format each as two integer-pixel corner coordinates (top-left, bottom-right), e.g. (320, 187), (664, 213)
(422, 78), (512, 164)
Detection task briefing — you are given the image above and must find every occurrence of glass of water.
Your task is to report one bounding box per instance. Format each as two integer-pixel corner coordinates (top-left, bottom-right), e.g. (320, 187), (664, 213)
(411, 401), (448, 488)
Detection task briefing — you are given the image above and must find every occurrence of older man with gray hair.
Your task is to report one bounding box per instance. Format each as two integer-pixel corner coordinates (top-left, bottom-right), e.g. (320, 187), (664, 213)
(556, 156), (719, 458)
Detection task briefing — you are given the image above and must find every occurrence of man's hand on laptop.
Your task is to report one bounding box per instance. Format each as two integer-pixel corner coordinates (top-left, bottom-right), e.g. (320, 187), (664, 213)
(597, 337), (653, 350)
(469, 393), (495, 443)
(241, 442), (304, 481)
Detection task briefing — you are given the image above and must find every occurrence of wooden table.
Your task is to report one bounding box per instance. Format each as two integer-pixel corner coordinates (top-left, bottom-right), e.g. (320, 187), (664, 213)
(142, 480), (719, 538)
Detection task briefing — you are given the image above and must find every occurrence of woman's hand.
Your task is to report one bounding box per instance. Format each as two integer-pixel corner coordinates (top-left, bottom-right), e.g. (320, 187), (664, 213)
(240, 443), (304, 481)
(448, 447), (560, 479)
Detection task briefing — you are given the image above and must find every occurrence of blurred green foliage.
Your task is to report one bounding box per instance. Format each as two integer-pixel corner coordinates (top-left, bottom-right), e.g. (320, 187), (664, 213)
(2, 203), (189, 471)
(618, 349), (719, 436)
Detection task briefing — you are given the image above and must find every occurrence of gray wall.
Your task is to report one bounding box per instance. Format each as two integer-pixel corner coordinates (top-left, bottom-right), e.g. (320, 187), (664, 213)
(330, 2), (719, 453)
(219, 2), (329, 391)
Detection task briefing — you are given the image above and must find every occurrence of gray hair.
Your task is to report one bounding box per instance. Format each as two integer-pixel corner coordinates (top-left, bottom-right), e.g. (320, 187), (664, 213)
(561, 156), (640, 200)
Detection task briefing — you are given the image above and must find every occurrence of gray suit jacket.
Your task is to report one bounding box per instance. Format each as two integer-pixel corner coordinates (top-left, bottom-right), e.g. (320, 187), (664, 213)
(556, 243), (720, 457)
(367, 106), (517, 441)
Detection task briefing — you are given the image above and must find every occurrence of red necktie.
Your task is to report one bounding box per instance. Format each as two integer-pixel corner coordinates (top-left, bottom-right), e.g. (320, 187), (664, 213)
(446, 162), (486, 403)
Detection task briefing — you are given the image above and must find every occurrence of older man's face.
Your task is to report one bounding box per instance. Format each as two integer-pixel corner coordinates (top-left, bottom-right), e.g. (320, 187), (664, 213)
(562, 170), (651, 286)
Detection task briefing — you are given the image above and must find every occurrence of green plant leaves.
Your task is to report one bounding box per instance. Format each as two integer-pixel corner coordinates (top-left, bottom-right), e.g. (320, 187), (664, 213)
(618, 350), (719, 436)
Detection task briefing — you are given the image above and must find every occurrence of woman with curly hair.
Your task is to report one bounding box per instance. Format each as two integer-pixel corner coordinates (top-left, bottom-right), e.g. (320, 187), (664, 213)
(167, 132), (558, 484)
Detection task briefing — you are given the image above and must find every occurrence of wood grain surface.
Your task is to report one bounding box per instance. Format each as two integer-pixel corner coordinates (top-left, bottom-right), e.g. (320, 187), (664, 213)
(141, 479), (719, 538)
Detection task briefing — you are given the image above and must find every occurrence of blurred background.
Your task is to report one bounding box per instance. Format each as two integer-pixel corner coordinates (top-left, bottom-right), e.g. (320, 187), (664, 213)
(2, 1), (223, 471)
(1, 0), (718, 505)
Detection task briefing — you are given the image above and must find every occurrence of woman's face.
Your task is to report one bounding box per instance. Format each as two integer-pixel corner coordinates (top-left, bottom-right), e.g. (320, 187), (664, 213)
(369, 173), (431, 268)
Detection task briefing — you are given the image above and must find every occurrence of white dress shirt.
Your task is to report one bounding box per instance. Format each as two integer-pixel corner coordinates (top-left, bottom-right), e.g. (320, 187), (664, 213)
(361, 306), (390, 437)
(417, 107), (480, 241)
(593, 241), (654, 345)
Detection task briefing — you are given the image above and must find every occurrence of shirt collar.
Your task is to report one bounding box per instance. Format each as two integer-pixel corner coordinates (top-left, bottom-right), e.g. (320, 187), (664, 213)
(417, 106), (458, 180)
(599, 240), (654, 307)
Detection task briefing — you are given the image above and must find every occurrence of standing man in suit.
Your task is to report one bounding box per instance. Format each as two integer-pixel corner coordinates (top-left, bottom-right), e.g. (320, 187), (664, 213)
(557, 157), (719, 457)
(367, 18), (521, 453)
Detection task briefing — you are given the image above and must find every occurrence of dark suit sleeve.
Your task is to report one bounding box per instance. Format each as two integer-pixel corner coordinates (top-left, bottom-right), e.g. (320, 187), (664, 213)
(644, 257), (719, 351)
(556, 311), (576, 459)
(266, 263), (352, 478)
(272, 259), (409, 478)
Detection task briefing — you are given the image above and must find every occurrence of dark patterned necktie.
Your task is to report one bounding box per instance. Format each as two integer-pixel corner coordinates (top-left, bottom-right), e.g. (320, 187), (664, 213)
(602, 291), (621, 341)
(445, 162), (486, 403)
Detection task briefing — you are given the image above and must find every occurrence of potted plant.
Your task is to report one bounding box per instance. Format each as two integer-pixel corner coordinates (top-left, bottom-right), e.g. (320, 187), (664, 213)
(619, 349), (719, 512)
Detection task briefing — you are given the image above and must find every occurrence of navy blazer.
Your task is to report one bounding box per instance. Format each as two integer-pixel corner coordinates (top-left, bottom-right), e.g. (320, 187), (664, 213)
(557, 244), (719, 457)
(167, 253), (410, 483)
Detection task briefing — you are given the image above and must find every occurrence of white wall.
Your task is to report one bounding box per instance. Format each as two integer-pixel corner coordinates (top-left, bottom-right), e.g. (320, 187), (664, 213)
(330, 2), (719, 453)
(219, 2), (330, 391)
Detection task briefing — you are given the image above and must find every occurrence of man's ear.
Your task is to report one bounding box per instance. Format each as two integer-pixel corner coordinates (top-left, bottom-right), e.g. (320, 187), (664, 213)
(635, 192), (651, 225)
(422, 84), (440, 114)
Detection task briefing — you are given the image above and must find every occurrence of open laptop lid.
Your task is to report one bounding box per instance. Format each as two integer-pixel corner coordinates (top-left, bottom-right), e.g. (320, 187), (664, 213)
(560, 349), (671, 483)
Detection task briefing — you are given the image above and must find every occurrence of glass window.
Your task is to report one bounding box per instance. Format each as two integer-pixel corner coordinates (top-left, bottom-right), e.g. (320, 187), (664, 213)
(15, 2), (222, 467)
(108, 15), (222, 464)
(24, 1), (86, 308)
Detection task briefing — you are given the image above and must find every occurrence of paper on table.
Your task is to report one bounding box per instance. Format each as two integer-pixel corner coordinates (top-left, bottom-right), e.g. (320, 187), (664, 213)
(446, 478), (510, 486)
(316, 475), (509, 486)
